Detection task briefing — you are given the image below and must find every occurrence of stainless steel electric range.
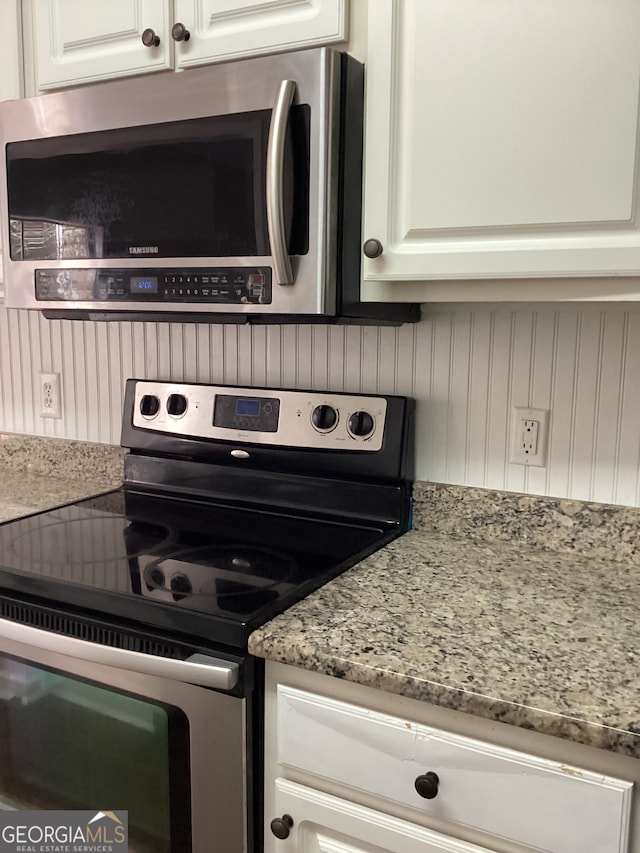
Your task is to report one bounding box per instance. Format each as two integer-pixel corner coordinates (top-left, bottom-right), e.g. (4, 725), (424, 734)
(0, 379), (413, 853)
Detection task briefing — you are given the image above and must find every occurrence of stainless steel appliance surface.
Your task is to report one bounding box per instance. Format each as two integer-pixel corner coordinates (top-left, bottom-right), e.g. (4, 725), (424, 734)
(0, 380), (414, 853)
(0, 48), (418, 325)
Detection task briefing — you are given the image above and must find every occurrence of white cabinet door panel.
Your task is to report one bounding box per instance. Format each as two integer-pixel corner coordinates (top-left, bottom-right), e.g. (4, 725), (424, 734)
(0, 0), (23, 101)
(362, 0), (640, 285)
(0, 0), (21, 299)
(271, 778), (493, 853)
(34, 0), (173, 89)
(174, 0), (347, 67)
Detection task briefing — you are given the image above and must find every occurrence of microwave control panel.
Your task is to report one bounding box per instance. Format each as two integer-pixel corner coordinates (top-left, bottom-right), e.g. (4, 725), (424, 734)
(35, 268), (273, 304)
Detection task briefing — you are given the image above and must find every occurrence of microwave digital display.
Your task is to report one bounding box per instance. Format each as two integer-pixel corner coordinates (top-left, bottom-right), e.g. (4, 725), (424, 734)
(130, 276), (159, 294)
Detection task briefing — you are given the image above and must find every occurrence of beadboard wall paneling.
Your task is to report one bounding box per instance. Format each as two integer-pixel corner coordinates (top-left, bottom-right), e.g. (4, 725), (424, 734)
(0, 307), (639, 507)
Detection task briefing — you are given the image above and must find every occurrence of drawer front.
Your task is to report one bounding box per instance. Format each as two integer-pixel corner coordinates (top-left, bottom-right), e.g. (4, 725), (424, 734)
(277, 686), (633, 853)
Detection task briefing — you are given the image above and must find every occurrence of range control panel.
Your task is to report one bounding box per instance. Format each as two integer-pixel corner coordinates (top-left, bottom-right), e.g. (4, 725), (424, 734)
(132, 381), (388, 451)
(35, 268), (272, 304)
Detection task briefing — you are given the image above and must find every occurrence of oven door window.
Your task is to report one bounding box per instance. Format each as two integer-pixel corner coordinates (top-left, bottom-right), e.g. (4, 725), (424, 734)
(6, 107), (310, 262)
(0, 658), (190, 853)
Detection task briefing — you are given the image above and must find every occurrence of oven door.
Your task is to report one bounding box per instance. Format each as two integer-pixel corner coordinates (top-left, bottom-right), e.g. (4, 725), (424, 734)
(0, 617), (249, 853)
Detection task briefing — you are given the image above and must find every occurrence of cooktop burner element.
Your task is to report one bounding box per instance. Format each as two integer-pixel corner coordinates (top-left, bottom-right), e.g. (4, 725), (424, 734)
(6, 505), (175, 566)
(0, 380), (414, 649)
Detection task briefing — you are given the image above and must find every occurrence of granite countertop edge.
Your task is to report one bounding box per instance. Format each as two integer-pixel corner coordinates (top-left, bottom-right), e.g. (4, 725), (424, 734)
(249, 527), (640, 760)
(251, 637), (638, 758)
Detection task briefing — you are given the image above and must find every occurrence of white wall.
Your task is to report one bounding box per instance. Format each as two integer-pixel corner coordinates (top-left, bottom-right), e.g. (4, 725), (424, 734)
(0, 304), (639, 507)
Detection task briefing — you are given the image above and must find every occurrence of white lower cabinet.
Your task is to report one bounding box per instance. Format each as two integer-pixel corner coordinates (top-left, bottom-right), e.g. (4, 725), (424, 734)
(273, 777), (493, 853)
(264, 663), (637, 853)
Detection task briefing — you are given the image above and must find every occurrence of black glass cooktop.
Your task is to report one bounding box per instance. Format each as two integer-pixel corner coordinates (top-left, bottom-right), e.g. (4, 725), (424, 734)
(0, 488), (394, 648)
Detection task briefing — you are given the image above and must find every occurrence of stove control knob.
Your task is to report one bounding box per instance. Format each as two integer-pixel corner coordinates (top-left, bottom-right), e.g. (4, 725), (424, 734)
(270, 814), (293, 840)
(140, 394), (160, 418)
(311, 404), (338, 432)
(348, 410), (375, 438)
(167, 393), (188, 417)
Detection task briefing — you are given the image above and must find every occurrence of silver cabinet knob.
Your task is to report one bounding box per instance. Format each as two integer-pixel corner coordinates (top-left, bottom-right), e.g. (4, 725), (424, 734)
(171, 22), (191, 42)
(270, 814), (293, 839)
(141, 28), (160, 47)
(363, 238), (383, 258)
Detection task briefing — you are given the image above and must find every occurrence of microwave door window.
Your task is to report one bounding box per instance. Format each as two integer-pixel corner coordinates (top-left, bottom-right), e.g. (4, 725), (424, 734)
(6, 107), (310, 262)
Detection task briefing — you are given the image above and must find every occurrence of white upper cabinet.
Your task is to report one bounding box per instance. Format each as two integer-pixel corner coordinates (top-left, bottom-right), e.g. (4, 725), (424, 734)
(0, 1), (23, 101)
(31, 0), (348, 90)
(33, 0), (174, 88)
(361, 0), (640, 301)
(0, 0), (22, 294)
(174, 0), (348, 68)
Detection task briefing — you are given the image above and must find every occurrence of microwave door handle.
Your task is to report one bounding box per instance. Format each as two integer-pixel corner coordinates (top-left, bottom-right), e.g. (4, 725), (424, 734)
(267, 79), (296, 285)
(0, 617), (239, 691)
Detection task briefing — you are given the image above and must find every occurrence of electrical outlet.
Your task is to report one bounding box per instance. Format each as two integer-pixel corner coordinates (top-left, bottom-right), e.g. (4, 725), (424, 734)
(510, 407), (550, 467)
(40, 372), (62, 419)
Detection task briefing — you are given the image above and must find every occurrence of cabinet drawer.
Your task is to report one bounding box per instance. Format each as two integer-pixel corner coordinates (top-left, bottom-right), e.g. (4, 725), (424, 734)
(277, 686), (633, 853)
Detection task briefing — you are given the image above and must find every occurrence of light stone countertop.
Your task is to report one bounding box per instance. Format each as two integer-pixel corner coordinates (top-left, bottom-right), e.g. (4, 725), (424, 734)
(0, 433), (123, 520)
(249, 484), (640, 759)
(0, 469), (114, 521)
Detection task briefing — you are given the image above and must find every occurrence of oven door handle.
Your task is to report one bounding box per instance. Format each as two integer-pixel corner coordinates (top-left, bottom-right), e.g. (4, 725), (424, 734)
(267, 78), (296, 286)
(0, 618), (239, 691)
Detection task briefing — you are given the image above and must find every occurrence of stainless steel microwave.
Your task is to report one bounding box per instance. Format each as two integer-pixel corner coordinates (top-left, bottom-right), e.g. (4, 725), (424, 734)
(0, 48), (418, 325)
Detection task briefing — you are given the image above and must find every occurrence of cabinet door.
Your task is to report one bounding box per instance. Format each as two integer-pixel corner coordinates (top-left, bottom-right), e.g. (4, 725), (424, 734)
(0, 0), (22, 101)
(173, 0), (347, 68)
(270, 778), (494, 853)
(362, 0), (640, 295)
(0, 0), (21, 296)
(33, 0), (173, 90)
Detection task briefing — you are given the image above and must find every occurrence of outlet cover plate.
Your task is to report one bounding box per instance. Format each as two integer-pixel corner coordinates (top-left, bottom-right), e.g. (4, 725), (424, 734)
(510, 407), (550, 467)
(40, 372), (62, 419)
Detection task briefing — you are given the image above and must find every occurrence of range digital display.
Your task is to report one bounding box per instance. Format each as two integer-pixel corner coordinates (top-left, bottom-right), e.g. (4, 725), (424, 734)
(236, 399), (260, 417)
(130, 276), (159, 294)
(213, 394), (279, 431)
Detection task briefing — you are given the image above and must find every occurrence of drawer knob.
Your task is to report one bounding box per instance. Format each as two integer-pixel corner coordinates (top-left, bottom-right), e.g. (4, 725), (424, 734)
(415, 771), (440, 799)
(270, 814), (294, 839)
